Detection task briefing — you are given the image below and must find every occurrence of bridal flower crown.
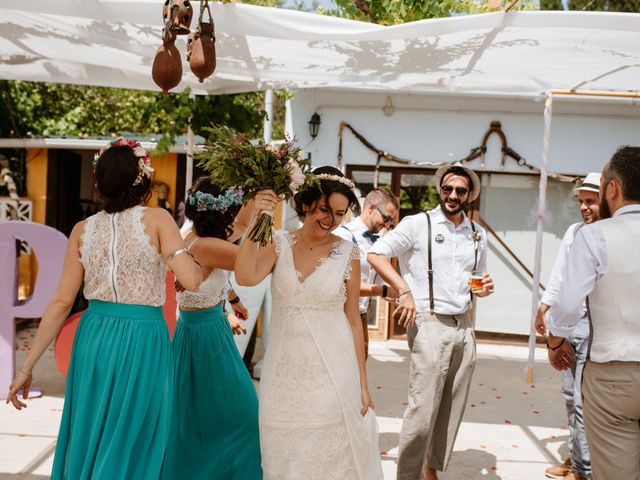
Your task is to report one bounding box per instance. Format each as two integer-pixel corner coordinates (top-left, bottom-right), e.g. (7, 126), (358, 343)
(188, 188), (244, 212)
(93, 138), (154, 186)
(314, 173), (355, 189)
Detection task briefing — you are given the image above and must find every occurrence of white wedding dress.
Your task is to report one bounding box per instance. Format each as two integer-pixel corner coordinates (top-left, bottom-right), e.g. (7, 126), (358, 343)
(259, 232), (383, 480)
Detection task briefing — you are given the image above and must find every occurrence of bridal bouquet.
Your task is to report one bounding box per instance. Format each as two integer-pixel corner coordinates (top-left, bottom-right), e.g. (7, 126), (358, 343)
(196, 125), (315, 246)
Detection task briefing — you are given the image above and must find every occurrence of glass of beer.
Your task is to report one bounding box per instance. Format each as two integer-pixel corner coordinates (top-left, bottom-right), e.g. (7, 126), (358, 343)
(469, 270), (484, 293)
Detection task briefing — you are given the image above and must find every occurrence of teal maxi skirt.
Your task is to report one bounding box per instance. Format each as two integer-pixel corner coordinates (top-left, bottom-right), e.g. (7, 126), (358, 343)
(51, 300), (173, 480)
(162, 305), (262, 480)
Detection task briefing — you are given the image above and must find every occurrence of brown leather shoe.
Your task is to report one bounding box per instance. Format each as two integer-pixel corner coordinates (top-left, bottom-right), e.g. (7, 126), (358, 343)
(563, 470), (586, 480)
(545, 458), (571, 479)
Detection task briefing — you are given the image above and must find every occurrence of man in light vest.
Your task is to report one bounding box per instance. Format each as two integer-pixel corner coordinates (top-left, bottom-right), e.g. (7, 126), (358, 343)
(547, 146), (640, 480)
(535, 172), (601, 480)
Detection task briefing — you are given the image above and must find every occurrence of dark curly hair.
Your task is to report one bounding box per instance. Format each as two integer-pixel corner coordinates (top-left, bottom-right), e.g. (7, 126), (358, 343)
(185, 176), (242, 240)
(95, 145), (152, 214)
(293, 166), (360, 223)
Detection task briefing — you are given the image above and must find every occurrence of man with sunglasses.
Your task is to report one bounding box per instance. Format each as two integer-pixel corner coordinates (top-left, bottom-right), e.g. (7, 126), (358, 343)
(334, 187), (400, 359)
(368, 163), (494, 480)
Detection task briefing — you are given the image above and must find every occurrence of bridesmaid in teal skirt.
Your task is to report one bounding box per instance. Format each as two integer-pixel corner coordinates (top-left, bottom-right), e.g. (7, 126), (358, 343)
(162, 177), (263, 480)
(6, 139), (204, 479)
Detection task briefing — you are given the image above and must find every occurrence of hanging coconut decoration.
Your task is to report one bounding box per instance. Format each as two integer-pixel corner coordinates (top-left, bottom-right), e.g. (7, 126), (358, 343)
(152, 0), (216, 92)
(187, 1), (216, 83)
(152, 34), (183, 94)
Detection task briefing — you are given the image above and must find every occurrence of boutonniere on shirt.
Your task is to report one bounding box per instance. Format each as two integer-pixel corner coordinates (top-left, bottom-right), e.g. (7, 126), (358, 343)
(471, 231), (482, 250)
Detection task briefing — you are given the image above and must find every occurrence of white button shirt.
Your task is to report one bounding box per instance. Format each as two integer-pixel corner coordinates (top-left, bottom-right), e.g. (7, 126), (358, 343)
(334, 217), (379, 314)
(548, 204), (640, 338)
(540, 222), (589, 338)
(368, 205), (488, 315)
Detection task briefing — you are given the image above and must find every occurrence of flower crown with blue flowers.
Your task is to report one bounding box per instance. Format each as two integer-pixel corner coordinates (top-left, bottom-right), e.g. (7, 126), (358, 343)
(188, 187), (244, 213)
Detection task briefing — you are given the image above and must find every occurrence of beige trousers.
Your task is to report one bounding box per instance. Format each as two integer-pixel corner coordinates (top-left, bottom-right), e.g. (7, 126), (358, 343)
(582, 360), (640, 480)
(396, 312), (476, 479)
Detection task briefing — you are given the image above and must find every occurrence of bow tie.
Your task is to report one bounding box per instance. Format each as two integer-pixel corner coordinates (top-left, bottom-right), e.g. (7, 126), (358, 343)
(362, 230), (379, 243)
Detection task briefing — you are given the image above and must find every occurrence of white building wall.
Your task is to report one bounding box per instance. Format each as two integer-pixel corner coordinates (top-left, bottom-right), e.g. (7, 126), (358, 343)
(290, 89), (640, 335)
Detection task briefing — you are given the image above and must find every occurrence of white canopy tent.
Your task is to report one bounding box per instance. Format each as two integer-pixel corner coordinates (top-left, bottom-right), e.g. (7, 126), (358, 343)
(2, 1), (640, 380)
(1, 1), (639, 97)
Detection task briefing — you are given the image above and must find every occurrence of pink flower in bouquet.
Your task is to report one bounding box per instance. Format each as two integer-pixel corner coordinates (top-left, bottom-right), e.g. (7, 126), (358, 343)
(287, 158), (306, 193)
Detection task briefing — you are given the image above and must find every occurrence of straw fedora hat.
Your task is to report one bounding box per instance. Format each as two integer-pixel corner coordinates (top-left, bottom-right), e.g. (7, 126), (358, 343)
(434, 162), (481, 202)
(574, 172), (601, 194)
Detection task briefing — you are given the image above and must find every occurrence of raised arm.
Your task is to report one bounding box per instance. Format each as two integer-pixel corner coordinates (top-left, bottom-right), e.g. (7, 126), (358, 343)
(7, 222), (85, 409)
(153, 208), (203, 291)
(189, 237), (239, 271)
(228, 198), (257, 243)
(234, 190), (279, 286)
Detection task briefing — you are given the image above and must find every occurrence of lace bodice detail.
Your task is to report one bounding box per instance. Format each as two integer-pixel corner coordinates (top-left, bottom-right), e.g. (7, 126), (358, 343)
(271, 232), (359, 312)
(80, 206), (166, 306)
(177, 268), (228, 309)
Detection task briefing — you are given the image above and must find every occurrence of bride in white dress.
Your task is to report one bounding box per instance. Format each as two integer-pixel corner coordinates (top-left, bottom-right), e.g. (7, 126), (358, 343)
(235, 167), (383, 480)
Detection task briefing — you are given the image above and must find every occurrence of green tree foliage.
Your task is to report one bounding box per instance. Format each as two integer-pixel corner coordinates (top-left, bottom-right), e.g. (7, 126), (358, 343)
(0, 80), (267, 152)
(540, 0), (640, 10)
(323, 0), (638, 24)
(321, 0), (537, 24)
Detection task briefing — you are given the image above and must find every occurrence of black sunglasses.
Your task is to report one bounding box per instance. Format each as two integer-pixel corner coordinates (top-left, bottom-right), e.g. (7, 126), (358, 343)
(441, 184), (469, 196)
(374, 204), (393, 224)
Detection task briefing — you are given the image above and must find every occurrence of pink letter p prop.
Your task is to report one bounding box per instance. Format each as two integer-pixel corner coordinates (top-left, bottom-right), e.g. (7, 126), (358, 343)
(0, 221), (66, 399)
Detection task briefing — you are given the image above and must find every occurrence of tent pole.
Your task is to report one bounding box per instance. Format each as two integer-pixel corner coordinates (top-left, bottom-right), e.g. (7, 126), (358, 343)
(548, 89), (640, 99)
(527, 92), (553, 383)
(186, 125), (194, 192)
(185, 91), (196, 194)
(527, 87), (637, 383)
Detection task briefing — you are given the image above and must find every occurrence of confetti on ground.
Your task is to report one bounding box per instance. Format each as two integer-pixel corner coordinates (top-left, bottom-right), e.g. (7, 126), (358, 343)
(504, 419), (512, 424)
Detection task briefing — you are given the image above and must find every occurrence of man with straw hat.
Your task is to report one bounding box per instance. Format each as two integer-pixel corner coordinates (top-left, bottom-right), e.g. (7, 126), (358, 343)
(535, 172), (601, 480)
(368, 162), (494, 480)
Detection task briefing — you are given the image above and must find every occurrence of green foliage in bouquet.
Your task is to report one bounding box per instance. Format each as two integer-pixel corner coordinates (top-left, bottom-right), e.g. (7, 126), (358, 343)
(196, 124), (317, 245)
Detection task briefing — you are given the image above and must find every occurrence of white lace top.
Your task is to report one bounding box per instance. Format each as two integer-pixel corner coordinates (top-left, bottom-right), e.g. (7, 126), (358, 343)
(176, 237), (228, 309)
(79, 206), (166, 306)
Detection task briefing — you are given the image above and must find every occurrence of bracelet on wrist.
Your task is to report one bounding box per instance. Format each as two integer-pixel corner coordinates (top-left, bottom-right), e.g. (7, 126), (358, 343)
(381, 285), (388, 297)
(399, 287), (411, 297)
(229, 296), (240, 305)
(546, 338), (565, 351)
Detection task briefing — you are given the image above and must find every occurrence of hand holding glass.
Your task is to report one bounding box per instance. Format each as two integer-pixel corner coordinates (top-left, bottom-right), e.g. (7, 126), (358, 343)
(469, 270), (484, 293)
